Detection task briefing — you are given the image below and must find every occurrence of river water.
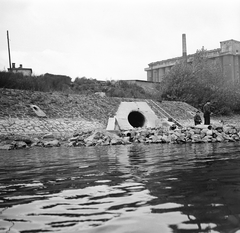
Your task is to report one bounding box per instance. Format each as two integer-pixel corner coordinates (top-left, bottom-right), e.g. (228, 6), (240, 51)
(0, 142), (240, 233)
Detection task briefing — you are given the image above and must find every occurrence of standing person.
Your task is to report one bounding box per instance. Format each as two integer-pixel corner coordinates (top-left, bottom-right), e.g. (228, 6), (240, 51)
(194, 111), (202, 125)
(203, 101), (211, 125)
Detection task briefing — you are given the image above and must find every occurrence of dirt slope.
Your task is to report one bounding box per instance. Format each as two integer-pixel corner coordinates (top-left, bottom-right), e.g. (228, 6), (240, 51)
(0, 88), (198, 126)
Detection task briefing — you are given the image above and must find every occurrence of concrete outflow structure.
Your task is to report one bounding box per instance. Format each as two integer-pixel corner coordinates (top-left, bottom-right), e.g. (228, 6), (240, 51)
(30, 105), (46, 117)
(106, 102), (160, 131)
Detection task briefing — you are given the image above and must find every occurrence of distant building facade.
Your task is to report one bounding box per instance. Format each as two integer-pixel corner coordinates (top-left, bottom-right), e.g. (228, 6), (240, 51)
(8, 63), (32, 76)
(145, 38), (240, 83)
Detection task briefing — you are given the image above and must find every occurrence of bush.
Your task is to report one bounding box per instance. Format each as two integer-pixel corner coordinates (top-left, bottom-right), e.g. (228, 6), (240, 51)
(0, 71), (72, 92)
(160, 48), (238, 115)
(217, 106), (232, 116)
(0, 72), (157, 99)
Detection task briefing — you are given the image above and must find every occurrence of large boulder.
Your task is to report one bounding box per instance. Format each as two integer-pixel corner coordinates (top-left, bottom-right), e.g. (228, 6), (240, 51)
(12, 141), (28, 149)
(191, 134), (202, 143)
(44, 140), (60, 147)
(0, 144), (14, 150)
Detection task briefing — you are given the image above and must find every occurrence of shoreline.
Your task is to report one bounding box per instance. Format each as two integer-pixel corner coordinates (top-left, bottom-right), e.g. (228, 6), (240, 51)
(1, 117), (240, 150)
(1, 86), (240, 150)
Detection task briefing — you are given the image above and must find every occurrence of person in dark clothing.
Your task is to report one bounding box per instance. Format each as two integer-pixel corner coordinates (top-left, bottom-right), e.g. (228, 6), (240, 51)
(203, 101), (211, 125)
(194, 111), (202, 125)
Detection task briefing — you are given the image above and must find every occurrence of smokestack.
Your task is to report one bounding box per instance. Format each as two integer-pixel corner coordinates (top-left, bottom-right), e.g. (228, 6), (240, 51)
(12, 63), (15, 68)
(182, 34), (187, 59)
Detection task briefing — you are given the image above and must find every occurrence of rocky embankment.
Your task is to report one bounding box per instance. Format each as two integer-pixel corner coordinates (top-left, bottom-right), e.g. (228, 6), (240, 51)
(0, 88), (197, 137)
(1, 123), (239, 150)
(0, 88), (121, 123)
(1, 88), (240, 150)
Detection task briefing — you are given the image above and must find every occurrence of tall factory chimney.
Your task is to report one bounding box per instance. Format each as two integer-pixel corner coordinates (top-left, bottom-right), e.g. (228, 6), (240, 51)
(182, 33), (187, 61)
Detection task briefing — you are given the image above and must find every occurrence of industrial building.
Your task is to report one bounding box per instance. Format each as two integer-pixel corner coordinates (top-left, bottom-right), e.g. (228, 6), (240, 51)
(145, 35), (240, 83)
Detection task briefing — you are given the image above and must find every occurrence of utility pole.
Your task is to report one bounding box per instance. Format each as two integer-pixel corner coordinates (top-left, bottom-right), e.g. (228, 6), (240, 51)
(7, 30), (12, 70)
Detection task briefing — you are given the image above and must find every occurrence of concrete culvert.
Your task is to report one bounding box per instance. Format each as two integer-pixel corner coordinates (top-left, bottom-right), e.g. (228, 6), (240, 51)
(128, 111), (145, 128)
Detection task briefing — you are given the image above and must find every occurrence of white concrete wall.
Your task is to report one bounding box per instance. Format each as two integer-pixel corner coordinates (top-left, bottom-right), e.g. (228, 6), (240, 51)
(115, 102), (159, 130)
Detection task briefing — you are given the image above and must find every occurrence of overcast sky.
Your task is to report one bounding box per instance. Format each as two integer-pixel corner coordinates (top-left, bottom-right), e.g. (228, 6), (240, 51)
(0, 0), (239, 81)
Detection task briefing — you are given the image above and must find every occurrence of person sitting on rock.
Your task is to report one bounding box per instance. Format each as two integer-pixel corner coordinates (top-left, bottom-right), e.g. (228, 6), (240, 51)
(194, 111), (202, 125)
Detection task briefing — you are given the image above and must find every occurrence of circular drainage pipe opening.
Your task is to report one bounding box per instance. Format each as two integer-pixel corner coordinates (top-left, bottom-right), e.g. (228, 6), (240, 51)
(128, 111), (145, 128)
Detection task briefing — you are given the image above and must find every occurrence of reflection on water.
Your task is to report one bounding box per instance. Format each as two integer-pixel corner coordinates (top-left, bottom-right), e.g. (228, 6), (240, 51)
(0, 143), (240, 232)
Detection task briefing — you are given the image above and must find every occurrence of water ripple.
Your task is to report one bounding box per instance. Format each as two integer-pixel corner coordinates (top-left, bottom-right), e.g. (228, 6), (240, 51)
(0, 143), (240, 232)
